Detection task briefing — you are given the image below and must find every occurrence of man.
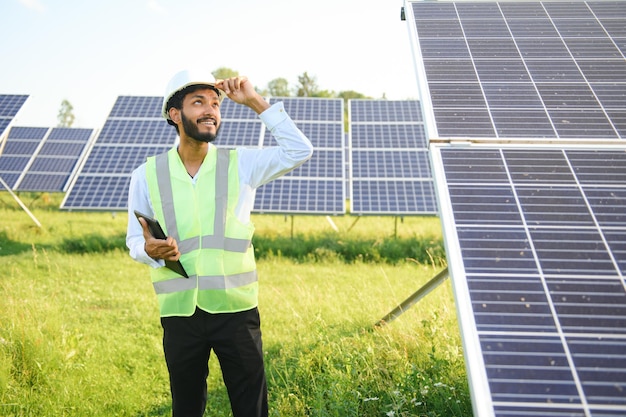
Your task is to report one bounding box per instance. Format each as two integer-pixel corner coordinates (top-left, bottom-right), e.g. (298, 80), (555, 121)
(126, 68), (313, 417)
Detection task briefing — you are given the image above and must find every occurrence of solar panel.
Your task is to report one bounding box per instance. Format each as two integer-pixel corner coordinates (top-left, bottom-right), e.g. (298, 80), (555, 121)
(405, 1), (626, 415)
(0, 95), (29, 140)
(0, 127), (48, 189)
(409, 0), (626, 139)
(253, 97), (346, 214)
(15, 127), (93, 192)
(349, 99), (437, 215)
(430, 144), (626, 417)
(61, 96), (175, 210)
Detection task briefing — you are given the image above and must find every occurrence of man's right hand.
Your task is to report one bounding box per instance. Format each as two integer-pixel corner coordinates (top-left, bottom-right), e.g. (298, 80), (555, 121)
(138, 217), (181, 261)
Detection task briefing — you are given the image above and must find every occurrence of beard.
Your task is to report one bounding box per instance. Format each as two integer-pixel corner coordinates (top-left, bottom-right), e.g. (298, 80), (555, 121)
(181, 111), (220, 143)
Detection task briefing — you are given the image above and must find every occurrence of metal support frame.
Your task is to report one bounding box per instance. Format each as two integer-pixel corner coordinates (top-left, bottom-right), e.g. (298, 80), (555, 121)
(0, 176), (42, 228)
(375, 267), (449, 326)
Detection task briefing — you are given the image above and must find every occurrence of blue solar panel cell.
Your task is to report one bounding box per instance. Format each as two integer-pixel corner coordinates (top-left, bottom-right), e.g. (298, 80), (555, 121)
(18, 174), (68, 192)
(2, 140), (40, 155)
(351, 124), (427, 148)
(352, 150), (431, 179)
(220, 99), (259, 120)
(284, 150), (342, 179)
(108, 96), (162, 118)
(429, 83), (487, 109)
(63, 176), (131, 210)
(98, 120), (176, 145)
(467, 39), (520, 59)
(0, 120), (9, 137)
(217, 121), (263, 147)
(506, 18), (561, 38)
(8, 127), (48, 140)
(419, 39), (471, 59)
(269, 98), (343, 122)
(0, 156), (32, 171)
(80, 145), (168, 174)
(265, 122), (342, 149)
(0, 95), (28, 118)
(351, 180), (437, 214)
(416, 19), (464, 37)
(491, 110), (555, 137)
(29, 157), (76, 172)
(350, 100), (423, 123)
(549, 109), (618, 138)
(592, 84), (626, 109)
(254, 178), (344, 214)
(499, 1), (548, 18)
(38, 142), (86, 156)
(48, 127), (93, 141)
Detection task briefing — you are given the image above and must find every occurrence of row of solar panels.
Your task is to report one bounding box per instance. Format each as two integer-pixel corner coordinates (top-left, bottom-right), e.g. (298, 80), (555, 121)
(0, 95), (435, 215)
(406, 1), (626, 416)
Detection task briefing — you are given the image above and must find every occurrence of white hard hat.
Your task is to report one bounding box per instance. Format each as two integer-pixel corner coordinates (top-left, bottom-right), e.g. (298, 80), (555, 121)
(161, 69), (226, 120)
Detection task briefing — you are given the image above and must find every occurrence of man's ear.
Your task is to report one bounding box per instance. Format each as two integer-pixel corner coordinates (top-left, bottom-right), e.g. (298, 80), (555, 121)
(168, 107), (181, 124)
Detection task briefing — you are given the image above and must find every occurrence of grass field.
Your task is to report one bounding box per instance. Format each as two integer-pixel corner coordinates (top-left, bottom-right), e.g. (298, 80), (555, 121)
(0, 192), (471, 416)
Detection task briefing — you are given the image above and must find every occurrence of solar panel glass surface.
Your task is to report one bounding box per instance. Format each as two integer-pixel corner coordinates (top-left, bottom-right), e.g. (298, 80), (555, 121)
(410, 0), (626, 140)
(253, 97), (345, 214)
(431, 144), (626, 417)
(349, 99), (437, 214)
(61, 96), (174, 210)
(16, 127), (93, 192)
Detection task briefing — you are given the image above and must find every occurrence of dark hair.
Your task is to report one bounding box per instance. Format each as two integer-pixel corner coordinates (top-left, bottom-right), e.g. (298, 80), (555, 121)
(165, 84), (222, 133)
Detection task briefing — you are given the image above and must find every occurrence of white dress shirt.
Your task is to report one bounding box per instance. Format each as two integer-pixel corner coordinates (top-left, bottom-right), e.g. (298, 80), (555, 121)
(126, 101), (313, 268)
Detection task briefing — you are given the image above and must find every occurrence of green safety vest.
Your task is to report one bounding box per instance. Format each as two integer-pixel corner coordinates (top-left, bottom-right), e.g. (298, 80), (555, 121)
(145, 146), (258, 317)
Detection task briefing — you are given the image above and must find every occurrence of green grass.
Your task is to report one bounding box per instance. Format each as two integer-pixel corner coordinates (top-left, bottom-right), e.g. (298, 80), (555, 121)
(0, 192), (470, 416)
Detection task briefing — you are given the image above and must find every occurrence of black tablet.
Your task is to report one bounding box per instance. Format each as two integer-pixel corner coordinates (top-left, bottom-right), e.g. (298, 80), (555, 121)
(134, 210), (189, 278)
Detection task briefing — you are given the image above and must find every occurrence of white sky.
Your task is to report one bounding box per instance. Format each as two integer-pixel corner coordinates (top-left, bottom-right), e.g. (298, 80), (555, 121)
(0, 0), (420, 128)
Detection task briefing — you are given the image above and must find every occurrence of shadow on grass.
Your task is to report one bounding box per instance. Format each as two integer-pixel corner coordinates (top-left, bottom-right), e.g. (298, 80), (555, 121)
(0, 231), (127, 257)
(135, 404), (171, 417)
(0, 231), (44, 256)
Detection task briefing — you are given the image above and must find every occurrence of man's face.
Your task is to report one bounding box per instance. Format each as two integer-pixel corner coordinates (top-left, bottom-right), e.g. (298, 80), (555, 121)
(179, 87), (222, 143)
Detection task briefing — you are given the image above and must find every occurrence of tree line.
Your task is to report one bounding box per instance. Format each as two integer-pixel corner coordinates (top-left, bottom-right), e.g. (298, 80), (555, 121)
(57, 68), (375, 128)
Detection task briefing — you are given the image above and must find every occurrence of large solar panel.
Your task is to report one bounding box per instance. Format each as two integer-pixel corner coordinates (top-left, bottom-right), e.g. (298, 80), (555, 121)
(0, 127), (48, 189)
(61, 96), (175, 210)
(349, 99), (437, 215)
(254, 97), (346, 214)
(406, 1), (626, 415)
(408, 0), (626, 139)
(430, 144), (626, 417)
(0, 95), (29, 141)
(13, 127), (94, 192)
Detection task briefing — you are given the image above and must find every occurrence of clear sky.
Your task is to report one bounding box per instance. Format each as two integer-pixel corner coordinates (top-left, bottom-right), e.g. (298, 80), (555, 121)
(0, 0), (420, 129)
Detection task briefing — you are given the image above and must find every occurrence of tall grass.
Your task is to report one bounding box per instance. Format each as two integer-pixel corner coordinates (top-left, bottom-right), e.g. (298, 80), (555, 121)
(0, 192), (470, 416)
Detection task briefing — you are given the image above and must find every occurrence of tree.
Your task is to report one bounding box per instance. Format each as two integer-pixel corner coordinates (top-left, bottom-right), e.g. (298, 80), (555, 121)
(57, 99), (75, 127)
(212, 67), (239, 80)
(266, 77), (290, 97)
(295, 72), (318, 97)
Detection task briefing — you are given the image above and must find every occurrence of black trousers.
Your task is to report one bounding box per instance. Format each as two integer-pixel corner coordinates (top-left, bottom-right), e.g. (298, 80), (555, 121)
(161, 307), (268, 417)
